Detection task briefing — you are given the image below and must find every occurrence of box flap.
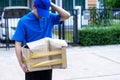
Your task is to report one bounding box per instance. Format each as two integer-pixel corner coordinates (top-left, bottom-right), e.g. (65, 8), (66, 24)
(26, 37), (67, 52)
(26, 37), (49, 52)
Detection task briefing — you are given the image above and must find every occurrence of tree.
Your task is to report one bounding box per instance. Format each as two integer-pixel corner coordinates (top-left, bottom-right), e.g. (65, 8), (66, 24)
(103, 0), (120, 8)
(113, 0), (120, 8)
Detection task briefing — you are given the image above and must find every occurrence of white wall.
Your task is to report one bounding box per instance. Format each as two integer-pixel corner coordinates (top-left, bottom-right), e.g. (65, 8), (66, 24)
(56, 0), (62, 7)
(86, 0), (88, 9)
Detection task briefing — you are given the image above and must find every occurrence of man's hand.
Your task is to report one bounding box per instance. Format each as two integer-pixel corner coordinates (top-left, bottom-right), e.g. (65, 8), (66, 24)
(50, 2), (70, 21)
(20, 63), (29, 73)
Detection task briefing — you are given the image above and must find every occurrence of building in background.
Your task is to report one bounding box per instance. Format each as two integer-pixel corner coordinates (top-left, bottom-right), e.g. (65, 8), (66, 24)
(52, 0), (99, 15)
(52, 0), (98, 9)
(0, 0), (99, 15)
(87, 0), (98, 8)
(51, 0), (85, 10)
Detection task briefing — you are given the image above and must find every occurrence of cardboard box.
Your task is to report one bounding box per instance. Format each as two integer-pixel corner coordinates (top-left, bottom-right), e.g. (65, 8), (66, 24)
(22, 38), (67, 72)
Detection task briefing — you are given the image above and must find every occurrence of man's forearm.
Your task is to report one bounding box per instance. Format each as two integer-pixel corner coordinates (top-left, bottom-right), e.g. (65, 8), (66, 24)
(50, 2), (70, 21)
(15, 41), (29, 72)
(15, 42), (23, 66)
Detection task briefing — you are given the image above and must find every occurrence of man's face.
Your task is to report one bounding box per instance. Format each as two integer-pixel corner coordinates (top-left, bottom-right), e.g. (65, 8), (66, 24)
(32, 5), (42, 18)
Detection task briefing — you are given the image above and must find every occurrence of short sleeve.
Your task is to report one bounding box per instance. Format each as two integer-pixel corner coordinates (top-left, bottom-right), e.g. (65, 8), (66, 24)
(50, 13), (62, 25)
(12, 19), (25, 43)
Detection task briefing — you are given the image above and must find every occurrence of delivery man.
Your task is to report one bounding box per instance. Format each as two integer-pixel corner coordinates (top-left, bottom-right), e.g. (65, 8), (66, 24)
(13, 0), (70, 80)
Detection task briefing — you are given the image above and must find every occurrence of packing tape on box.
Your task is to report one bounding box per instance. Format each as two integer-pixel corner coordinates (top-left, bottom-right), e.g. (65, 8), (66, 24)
(29, 58), (67, 68)
(24, 50), (66, 63)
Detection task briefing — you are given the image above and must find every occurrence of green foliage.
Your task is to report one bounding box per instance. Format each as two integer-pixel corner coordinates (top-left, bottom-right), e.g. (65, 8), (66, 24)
(103, 0), (120, 8)
(114, 0), (120, 8)
(79, 26), (120, 46)
(88, 8), (113, 27)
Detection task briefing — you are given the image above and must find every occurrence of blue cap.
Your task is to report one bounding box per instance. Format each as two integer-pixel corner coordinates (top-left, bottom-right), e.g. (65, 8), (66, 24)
(34, 0), (50, 17)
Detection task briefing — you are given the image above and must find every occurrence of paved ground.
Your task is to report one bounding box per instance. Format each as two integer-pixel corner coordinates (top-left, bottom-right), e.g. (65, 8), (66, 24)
(0, 44), (120, 80)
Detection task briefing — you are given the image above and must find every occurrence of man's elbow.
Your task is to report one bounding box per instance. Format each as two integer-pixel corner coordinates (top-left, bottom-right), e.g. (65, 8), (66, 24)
(65, 13), (71, 19)
(61, 13), (71, 21)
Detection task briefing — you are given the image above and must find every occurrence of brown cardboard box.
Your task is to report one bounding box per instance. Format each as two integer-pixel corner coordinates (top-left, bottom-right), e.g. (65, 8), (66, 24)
(22, 38), (67, 72)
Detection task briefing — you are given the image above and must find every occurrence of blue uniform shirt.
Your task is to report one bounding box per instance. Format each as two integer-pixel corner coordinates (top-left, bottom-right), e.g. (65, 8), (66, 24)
(13, 12), (61, 45)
